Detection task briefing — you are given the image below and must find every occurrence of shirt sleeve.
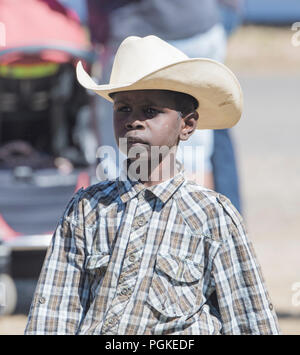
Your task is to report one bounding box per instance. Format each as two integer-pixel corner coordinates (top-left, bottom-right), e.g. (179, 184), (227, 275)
(211, 195), (281, 335)
(24, 190), (90, 335)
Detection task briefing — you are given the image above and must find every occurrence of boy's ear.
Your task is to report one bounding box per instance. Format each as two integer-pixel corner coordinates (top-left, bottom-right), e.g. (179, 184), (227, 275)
(179, 111), (199, 141)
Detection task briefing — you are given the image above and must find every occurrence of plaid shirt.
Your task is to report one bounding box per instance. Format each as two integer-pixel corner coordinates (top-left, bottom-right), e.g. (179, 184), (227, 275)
(25, 170), (280, 335)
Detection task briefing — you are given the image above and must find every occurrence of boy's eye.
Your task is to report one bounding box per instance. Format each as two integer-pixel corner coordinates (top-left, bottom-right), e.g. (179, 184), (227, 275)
(116, 105), (131, 113)
(144, 107), (160, 118)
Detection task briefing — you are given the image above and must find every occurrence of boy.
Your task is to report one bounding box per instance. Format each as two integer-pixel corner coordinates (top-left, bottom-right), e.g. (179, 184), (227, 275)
(25, 36), (280, 335)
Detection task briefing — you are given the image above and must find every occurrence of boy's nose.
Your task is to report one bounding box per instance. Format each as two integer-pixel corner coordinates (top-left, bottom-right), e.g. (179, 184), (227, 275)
(125, 116), (145, 131)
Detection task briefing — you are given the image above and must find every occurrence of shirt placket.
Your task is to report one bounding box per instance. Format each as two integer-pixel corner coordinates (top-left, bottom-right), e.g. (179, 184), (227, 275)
(101, 191), (151, 334)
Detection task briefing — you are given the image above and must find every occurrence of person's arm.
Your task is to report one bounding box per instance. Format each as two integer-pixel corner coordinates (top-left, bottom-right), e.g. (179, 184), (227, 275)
(25, 190), (90, 335)
(211, 195), (281, 334)
(86, 0), (137, 45)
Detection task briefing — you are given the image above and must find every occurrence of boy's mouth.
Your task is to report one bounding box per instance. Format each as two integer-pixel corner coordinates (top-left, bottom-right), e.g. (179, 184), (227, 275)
(126, 136), (149, 146)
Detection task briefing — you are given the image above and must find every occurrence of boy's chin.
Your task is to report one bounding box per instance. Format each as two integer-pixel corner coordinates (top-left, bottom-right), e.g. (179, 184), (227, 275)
(127, 152), (151, 163)
(122, 145), (150, 161)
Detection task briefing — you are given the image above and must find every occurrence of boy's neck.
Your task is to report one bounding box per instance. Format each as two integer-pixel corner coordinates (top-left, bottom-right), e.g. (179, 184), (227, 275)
(142, 154), (179, 187)
(127, 149), (180, 187)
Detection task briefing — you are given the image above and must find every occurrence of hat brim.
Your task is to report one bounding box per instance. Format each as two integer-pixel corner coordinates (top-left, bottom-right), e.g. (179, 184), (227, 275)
(76, 58), (243, 130)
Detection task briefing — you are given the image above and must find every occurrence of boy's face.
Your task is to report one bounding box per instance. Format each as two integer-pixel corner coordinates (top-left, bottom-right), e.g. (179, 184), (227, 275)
(112, 90), (197, 158)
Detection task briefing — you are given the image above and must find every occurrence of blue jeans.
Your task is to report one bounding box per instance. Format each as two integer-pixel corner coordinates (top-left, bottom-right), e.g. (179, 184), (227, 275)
(212, 129), (241, 213)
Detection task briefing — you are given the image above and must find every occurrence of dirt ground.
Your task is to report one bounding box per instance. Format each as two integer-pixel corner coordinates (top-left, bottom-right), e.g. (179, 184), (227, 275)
(1, 25), (300, 335)
(226, 25), (300, 74)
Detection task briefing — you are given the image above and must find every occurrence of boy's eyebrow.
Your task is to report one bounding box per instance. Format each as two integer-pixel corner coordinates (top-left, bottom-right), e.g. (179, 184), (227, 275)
(114, 97), (167, 108)
(113, 99), (128, 105)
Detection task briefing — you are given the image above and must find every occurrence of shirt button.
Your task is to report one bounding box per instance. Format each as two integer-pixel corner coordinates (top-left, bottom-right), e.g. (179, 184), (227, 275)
(38, 297), (46, 304)
(269, 303), (274, 311)
(121, 288), (128, 296)
(129, 255), (135, 263)
(121, 288), (132, 296)
(137, 216), (146, 227)
(108, 318), (115, 325)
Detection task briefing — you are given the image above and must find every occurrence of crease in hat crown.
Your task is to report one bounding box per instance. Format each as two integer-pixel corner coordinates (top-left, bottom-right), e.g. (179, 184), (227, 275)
(109, 35), (189, 85)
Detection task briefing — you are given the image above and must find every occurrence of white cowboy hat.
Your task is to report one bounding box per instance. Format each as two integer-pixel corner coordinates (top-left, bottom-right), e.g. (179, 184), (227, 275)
(76, 35), (243, 130)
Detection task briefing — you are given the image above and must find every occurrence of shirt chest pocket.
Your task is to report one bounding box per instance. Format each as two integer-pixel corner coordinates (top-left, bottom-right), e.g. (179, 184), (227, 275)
(85, 252), (110, 300)
(146, 253), (204, 318)
(85, 253), (110, 271)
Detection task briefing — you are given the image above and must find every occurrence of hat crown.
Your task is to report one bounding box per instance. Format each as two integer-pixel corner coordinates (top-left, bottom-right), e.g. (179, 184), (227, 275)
(109, 35), (188, 85)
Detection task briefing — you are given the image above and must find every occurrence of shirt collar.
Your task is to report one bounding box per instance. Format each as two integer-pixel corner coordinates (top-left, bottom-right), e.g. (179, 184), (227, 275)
(117, 160), (185, 204)
(147, 171), (185, 204)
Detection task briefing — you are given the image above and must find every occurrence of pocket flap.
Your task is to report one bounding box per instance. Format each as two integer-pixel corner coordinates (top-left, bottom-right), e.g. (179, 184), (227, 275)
(156, 254), (203, 283)
(85, 253), (110, 270)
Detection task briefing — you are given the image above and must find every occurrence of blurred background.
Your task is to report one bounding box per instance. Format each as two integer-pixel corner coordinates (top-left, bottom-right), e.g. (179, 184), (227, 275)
(0, 0), (299, 335)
